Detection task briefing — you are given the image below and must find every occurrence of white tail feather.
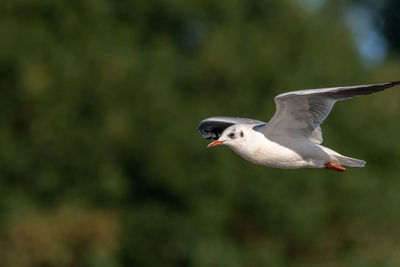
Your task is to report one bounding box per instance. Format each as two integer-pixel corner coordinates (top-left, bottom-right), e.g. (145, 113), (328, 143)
(336, 155), (366, 167)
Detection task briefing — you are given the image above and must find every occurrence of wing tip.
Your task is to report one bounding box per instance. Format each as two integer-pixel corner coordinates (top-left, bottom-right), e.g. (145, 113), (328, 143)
(275, 80), (400, 100)
(197, 116), (266, 140)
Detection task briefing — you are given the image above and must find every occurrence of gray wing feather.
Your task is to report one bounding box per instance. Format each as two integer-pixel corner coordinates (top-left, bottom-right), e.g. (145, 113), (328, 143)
(198, 116), (265, 140)
(260, 81), (400, 143)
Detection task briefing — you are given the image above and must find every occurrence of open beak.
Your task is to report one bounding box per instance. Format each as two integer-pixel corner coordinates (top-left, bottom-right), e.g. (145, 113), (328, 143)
(207, 140), (224, 148)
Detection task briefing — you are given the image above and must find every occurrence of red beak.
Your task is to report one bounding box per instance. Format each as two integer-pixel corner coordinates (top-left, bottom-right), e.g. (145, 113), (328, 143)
(207, 140), (224, 148)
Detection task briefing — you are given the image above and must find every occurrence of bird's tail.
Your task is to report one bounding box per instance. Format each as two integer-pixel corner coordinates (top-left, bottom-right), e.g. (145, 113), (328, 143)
(336, 155), (366, 167)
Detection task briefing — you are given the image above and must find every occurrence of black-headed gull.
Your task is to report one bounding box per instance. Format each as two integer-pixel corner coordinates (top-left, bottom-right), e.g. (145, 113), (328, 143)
(198, 81), (400, 172)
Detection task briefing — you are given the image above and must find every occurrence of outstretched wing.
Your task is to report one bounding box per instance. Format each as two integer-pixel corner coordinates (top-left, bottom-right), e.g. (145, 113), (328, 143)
(258, 81), (400, 144)
(198, 116), (265, 140)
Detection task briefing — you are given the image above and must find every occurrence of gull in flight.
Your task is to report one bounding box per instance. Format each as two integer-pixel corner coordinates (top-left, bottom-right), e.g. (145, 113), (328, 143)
(198, 81), (400, 172)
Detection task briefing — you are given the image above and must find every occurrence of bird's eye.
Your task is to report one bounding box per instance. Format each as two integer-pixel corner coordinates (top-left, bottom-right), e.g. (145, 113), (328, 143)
(228, 132), (235, 139)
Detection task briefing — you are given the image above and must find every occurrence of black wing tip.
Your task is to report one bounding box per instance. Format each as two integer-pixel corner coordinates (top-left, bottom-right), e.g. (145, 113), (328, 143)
(370, 80), (400, 91)
(389, 81), (400, 86)
(197, 117), (224, 131)
(197, 120), (206, 132)
(370, 81), (400, 88)
(197, 119), (235, 140)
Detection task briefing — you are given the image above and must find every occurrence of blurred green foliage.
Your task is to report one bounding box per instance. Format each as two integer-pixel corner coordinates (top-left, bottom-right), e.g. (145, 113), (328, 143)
(0, 0), (400, 266)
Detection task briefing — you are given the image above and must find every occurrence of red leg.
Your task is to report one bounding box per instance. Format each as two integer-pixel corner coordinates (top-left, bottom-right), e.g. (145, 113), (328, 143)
(325, 162), (346, 172)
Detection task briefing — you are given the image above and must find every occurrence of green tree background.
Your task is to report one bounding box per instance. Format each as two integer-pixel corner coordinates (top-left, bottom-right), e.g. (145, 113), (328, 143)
(1, 0), (400, 266)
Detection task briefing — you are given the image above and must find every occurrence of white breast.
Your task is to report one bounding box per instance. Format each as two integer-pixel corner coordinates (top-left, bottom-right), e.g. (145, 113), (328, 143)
(231, 132), (325, 169)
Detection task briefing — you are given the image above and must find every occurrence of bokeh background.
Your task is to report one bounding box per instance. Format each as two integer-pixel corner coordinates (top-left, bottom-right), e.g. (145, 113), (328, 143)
(1, 0), (400, 266)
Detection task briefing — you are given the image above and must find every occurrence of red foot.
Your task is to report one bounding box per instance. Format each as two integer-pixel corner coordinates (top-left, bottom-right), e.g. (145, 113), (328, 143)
(325, 162), (346, 172)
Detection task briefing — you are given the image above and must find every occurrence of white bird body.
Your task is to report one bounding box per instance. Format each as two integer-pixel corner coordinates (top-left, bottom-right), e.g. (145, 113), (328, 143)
(224, 125), (307, 168)
(220, 123), (362, 169)
(198, 81), (400, 172)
